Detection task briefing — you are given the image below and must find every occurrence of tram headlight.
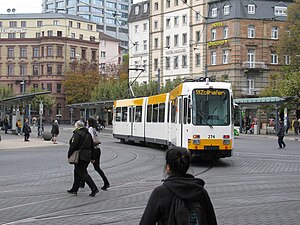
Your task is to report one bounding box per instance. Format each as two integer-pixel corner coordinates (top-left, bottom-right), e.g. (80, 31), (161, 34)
(223, 135), (230, 145)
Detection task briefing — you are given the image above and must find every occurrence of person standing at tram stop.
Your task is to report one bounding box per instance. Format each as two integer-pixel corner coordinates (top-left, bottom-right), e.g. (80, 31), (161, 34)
(277, 120), (286, 149)
(140, 146), (217, 225)
(22, 118), (31, 142)
(67, 120), (99, 197)
(51, 120), (59, 144)
(79, 117), (110, 190)
(16, 119), (22, 136)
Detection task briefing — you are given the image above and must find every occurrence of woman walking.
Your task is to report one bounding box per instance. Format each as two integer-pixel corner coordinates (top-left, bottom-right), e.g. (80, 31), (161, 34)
(22, 118), (31, 142)
(67, 120), (99, 197)
(51, 120), (59, 144)
(80, 118), (110, 190)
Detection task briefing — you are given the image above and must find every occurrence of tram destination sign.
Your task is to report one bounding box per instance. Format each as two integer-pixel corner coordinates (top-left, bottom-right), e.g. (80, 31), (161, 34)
(195, 89), (226, 96)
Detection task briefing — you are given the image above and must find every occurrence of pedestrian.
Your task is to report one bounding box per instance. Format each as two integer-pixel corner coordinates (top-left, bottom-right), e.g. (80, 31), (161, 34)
(79, 118), (110, 190)
(277, 120), (286, 149)
(50, 120), (59, 144)
(22, 118), (31, 141)
(286, 120), (290, 135)
(16, 119), (22, 136)
(139, 146), (217, 225)
(3, 117), (9, 134)
(293, 119), (299, 135)
(67, 120), (99, 197)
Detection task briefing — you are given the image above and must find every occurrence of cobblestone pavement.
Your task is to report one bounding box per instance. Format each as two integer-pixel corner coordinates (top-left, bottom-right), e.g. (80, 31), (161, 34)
(0, 126), (299, 225)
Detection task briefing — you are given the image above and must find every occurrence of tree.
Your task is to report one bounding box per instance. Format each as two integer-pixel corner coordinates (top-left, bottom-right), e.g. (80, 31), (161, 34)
(0, 85), (13, 100)
(261, 0), (300, 107)
(30, 88), (56, 114)
(63, 62), (100, 104)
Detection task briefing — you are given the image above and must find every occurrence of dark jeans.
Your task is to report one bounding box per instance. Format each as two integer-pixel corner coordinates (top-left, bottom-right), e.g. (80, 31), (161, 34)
(278, 136), (286, 148)
(24, 133), (30, 141)
(71, 160), (97, 191)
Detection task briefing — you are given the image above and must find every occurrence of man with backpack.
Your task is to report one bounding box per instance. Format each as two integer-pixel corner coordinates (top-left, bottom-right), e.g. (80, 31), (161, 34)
(140, 147), (217, 225)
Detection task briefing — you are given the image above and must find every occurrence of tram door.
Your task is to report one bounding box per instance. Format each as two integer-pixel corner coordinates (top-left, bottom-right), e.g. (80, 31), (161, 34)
(129, 106), (134, 137)
(169, 97), (183, 147)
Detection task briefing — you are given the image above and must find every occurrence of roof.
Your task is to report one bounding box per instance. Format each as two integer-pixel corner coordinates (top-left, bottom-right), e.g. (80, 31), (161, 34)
(234, 96), (292, 106)
(0, 13), (95, 24)
(128, 1), (149, 23)
(0, 91), (52, 106)
(67, 100), (114, 109)
(99, 32), (120, 42)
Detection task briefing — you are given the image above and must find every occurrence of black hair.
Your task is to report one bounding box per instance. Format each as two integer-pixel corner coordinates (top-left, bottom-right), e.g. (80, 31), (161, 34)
(166, 146), (191, 176)
(87, 117), (98, 130)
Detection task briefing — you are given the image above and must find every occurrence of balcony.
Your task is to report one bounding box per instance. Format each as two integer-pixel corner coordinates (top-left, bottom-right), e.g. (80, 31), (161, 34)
(242, 61), (269, 70)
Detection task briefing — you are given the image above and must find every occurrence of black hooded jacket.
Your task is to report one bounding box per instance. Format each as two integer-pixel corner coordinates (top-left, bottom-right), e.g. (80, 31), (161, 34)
(140, 174), (217, 225)
(68, 127), (94, 162)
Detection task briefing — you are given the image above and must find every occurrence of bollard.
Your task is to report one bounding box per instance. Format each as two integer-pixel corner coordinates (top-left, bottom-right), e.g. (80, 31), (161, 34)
(42, 131), (52, 141)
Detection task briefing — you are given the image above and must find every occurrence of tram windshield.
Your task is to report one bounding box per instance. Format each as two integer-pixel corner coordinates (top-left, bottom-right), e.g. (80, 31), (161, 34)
(192, 89), (230, 126)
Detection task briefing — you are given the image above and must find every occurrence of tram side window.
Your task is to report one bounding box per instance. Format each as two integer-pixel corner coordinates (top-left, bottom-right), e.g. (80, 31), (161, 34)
(153, 104), (158, 123)
(183, 98), (188, 124)
(122, 106), (128, 122)
(116, 107), (121, 122)
(147, 105), (152, 122)
(129, 107), (133, 122)
(159, 103), (165, 123)
(171, 99), (177, 123)
(135, 106), (142, 122)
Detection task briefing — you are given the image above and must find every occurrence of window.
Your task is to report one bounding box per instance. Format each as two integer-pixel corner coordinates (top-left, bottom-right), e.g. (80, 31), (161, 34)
(135, 106), (142, 122)
(211, 7), (217, 18)
(159, 104), (165, 123)
(143, 23), (147, 31)
(36, 32), (41, 38)
(21, 21), (26, 27)
(211, 51), (216, 65)
(154, 38), (158, 49)
(33, 65), (39, 76)
(8, 47), (14, 58)
(20, 47), (27, 58)
(174, 34), (178, 46)
(9, 21), (17, 27)
(154, 21), (158, 30)
(33, 47), (39, 58)
(57, 83), (62, 93)
(174, 0), (179, 6)
(8, 65), (14, 75)
(196, 31), (201, 43)
(20, 33), (26, 38)
(271, 51), (278, 64)
(87, 24), (93, 30)
(53, 20), (59, 25)
(223, 5), (230, 15)
(166, 0), (170, 8)
(154, 2), (158, 11)
(37, 21), (43, 27)
(182, 55), (187, 68)
(196, 53), (201, 67)
(248, 4), (255, 14)
(77, 22), (81, 29)
(47, 64), (53, 75)
(174, 16), (179, 26)
(57, 46), (63, 57)
(274, 6), (287, 16)
(135, 42), (139, 51)
(47, 83), (52, 92)
(47, 46), (53, 57)
(57, 64), (63, 75)
(135, 25), (138, 33)
(20, 65), (27, 76)
(284, 55), (290, 65)
(166, 36), (170, 47)
(211, 28), (216, 41)
(271, 27), (278, 39)
(196, 12), (201, 21)
(182, 15), (187, 25)
(69, 21), (73, 27)
(135, 5), (139, 15)
(70, 48), (75, 58)
(248, 25), (255, 38)
(81, 49), (86, 60)
(143, 40), (147, 51)
(247, 49), (255, 68)
(143, 3), (148, 12)
(57, 31), (62, 37)
(166, 57), (170, 70)
(47, 30), (53, 36)
(247, 79), (254, 95)
(166, 18), (171, 28)
(223, 26), (228, 39)
(92, 50), (96, 61)
(122, 107), (128, 122)
(8, 33), (16, 39)
(223, 50), (229, 64)
(182, 33), (187, 45)
(174, 56), (178, 69)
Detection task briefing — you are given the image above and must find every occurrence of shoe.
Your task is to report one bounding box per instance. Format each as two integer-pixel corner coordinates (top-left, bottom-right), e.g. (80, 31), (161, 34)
(278, 147), (282, 149)
(67, 190), (77, 195)
(89, 188), (99, 197)
(101, 184), (110, 190)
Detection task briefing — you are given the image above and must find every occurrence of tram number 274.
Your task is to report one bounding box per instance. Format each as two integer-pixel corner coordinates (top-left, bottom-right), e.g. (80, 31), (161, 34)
(208, 135), (216, 139)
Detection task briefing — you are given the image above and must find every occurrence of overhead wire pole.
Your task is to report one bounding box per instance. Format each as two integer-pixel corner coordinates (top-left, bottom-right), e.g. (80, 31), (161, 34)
(128, 68), (145, 97)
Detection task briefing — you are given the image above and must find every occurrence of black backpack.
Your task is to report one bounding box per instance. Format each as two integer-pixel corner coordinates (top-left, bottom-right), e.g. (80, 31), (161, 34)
(167, 194), (207, 225)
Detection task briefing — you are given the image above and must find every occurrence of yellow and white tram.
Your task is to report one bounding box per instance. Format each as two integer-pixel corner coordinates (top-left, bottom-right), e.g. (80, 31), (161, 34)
(113, 79), (234, 160)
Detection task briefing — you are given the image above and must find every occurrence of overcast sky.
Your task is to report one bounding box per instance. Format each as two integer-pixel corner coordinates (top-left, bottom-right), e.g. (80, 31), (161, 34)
(0, 0), (142, 14)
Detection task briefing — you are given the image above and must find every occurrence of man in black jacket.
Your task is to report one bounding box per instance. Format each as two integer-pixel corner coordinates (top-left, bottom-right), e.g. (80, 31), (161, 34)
(67, 120), (99, 197)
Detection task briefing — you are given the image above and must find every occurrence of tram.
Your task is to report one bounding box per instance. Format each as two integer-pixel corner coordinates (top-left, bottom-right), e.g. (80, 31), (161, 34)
(113, 79), (234, 160)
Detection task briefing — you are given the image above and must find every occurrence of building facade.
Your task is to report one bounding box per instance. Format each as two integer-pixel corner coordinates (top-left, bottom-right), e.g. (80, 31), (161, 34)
(128, 1), (150, 84)
(0, 13), (99, 122)
(42, 0), (132, 48)
(128, 0), (292, 98)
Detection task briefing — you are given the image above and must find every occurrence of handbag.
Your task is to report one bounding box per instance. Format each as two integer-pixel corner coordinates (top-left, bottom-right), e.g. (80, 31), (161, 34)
(93, 129), (101, 146)
(68, 135), (89, 164)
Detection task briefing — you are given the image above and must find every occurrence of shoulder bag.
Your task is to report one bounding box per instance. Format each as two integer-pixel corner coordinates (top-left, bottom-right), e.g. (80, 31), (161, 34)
(68, 135), (88, 164)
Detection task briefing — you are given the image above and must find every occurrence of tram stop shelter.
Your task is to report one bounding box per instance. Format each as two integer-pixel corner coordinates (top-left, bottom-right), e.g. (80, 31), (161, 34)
(67, 100), (114, 125)
(234, 96), (293, 134)
(0, 91), (51, 133)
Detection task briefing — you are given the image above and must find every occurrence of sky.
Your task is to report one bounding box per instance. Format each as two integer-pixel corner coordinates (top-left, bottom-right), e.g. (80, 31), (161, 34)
(0, 0), (141, 14)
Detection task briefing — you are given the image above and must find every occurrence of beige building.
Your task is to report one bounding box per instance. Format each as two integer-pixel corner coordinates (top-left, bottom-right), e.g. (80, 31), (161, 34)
(0, 13), (99, 122)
